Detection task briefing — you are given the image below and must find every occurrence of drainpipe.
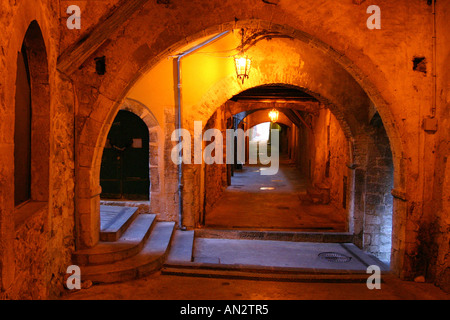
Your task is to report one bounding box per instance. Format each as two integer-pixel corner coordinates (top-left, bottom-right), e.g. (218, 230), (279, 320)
(173, 31), (229, 230)
(431, 0), (437, 118)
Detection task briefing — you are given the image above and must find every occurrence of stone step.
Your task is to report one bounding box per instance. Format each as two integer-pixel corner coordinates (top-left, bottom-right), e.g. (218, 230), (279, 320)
(166, 230), (195, 264)
(81, 221), (176, 284)
(100, 205), (140, 242)
(195, 228), (354, 243)
(161, 263), (387, 283)
(73, 214), (156, 266)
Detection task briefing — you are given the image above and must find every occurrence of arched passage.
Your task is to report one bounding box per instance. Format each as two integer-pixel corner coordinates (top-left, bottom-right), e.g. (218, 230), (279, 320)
(200, 85), (353, 236)
(74, 22), (403, 275)
(191, 81), (395, 265)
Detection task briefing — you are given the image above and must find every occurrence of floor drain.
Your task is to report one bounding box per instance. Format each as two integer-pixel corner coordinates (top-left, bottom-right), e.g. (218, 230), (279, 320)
(318, 252), (352, 263)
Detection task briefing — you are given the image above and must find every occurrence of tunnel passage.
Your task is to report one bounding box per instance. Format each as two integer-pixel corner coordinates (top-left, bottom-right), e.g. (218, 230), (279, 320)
(77, 25), (401, 269)
(201, 85), (351, 233)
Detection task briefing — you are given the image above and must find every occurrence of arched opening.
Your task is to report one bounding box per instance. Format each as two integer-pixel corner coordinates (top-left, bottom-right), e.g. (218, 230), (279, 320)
(13, 20), (50, 225)
(98, 98), (164, 218)
(196, 83), (395, 268)
(100, 110), (150, 201)
(202, 85), (352, 236)
(76, 22), (401, 272)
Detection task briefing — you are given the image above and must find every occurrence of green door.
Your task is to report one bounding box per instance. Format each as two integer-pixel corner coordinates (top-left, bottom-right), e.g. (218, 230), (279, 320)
(100, 110), (150, 200)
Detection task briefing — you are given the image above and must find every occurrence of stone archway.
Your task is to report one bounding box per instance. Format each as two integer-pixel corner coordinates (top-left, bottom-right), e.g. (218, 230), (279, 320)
(197, 85), (354, 234)
(187, 76), (360, 221)
(243, 109), (293, 130)
(119, 98), (164, 213)
(185, 77), (393, 264)
(74, 21), (405, 277)
(98, 98), (164, 212)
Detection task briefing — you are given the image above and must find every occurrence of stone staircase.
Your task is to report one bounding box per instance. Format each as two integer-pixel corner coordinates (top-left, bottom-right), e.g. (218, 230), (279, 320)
(161, 230), (389, 283)
(161, 263), (375, 283)
(72, 205), (176, 284)
(194, 228), (353, 243)
(72, 205), (383, 284)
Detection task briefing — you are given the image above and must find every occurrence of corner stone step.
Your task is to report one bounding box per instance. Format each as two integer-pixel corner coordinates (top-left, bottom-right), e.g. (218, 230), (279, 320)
(195, 229), (353, 243)
(166, 230), (195, 264)
(81, 221), (175, 284)
(161, 263), (382, 283)
(100, 205), (139, 242)
(161, 263), (380, 283)
(73, 214), (156, 266)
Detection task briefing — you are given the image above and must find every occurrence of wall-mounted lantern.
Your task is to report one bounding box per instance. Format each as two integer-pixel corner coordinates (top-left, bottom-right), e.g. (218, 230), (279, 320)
(234, 29), (252, 84)
(234, 55), (252, 84)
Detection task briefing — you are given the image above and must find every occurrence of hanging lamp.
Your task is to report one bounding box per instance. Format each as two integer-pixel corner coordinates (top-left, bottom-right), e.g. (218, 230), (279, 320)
(234, 28), (252, 84)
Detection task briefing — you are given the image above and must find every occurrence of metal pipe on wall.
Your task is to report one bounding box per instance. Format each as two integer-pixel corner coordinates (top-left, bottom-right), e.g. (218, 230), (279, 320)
(431, 0), (437, 118)
(173, 31), (230, 230)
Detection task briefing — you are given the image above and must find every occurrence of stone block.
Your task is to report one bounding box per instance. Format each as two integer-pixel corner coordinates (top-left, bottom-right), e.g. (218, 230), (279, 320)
(365, 214), (381, 225)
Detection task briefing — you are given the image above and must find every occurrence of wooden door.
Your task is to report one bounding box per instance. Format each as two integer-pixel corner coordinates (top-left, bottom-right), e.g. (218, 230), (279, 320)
(100, 110), (150, 200)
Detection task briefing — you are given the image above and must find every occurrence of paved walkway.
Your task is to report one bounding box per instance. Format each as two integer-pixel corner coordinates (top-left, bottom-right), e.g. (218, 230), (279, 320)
(205, 162), (346, 231)
(62, 272), (450, 300)
(193, 238), (388, 271)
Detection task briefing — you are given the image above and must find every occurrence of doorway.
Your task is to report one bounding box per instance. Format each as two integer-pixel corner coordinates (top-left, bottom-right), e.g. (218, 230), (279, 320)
(100, 110), (150, 200)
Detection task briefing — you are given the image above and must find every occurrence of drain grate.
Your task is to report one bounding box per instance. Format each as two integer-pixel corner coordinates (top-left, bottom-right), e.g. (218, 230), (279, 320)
(318, 252), (352, 263)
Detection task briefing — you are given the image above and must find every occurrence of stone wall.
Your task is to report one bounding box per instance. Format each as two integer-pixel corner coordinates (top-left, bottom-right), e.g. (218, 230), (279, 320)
(161, 107), (179, 223)
(197, 109), (228, 225)
(363, 116), (394, 263)
(0, 0), (76, 299)
(11, 205), (49, 299)
(293, 109), (350, 213)
(427, 0), (450, 292)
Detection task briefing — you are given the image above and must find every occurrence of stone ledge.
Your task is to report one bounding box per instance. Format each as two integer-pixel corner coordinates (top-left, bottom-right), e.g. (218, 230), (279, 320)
(195, 229), (354, 243)
(14, 201), (48, 230)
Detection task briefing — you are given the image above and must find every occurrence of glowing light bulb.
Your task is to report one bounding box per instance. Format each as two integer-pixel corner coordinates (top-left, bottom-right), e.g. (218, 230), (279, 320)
(268, 109), (279, 123)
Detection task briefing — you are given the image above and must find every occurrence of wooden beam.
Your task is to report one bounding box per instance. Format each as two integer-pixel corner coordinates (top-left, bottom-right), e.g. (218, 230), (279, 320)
(57, 0), (150, 75)
(227, 100), (320, 115)
(280, 109), (303, 130)
(284, 109), (312, 133)
(292, 109), (313, 132)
